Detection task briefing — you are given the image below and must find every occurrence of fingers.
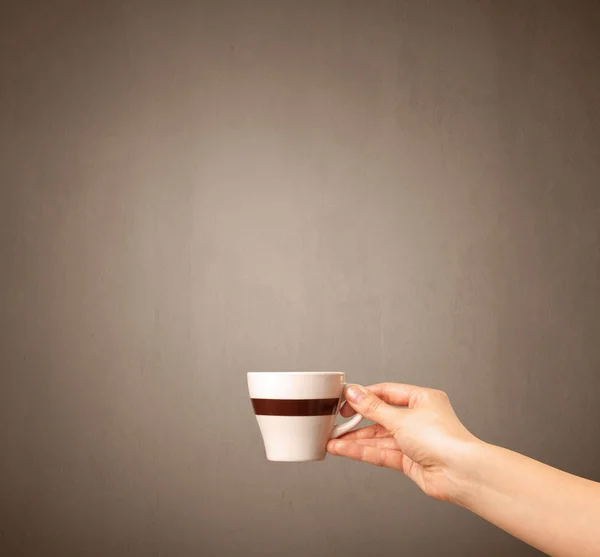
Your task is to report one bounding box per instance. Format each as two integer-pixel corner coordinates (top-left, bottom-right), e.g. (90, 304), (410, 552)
(336, 423), (389, 441)
(327, 439), (404, 471)
(340, 383), (422, 417)
(352, 438), (398, 449)
(344, 384), (402, 432)
(363, 383), (421, 408)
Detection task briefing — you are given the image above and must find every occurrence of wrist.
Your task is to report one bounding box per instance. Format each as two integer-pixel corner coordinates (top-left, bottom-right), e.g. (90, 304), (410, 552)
(444, 438), (491, 508)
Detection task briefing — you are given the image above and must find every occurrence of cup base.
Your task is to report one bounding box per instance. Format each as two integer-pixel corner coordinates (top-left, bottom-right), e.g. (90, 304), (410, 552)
(266, 454), (327, 462)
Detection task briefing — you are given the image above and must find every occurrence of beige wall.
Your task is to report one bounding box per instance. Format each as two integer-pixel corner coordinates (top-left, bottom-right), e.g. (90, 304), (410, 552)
(1, 1), (599, 556)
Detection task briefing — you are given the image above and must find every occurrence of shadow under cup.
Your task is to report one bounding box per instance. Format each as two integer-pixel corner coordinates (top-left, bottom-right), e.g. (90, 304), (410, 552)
(247, 372), (364, 462)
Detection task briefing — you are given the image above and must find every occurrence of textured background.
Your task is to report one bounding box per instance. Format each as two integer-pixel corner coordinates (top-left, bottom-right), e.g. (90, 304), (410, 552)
(1, 1), (599, 556)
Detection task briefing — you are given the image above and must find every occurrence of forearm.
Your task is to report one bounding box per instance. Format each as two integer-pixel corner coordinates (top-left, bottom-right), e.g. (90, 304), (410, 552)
(453, 442), (600, 557)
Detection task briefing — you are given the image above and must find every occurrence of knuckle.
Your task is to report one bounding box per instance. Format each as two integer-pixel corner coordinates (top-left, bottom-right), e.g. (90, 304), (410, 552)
(419, 389), (431, 401)
(366, 396), (383, 415)
(433, 389), (449, 402)
(389, 420), (404, 439)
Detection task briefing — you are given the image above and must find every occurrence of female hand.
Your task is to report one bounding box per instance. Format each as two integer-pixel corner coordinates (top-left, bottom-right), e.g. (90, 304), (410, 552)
(328, 383), (481, 503)
(330, 383), (600, 557)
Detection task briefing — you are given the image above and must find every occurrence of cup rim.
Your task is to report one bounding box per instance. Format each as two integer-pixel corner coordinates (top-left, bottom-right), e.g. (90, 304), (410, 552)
(247, 371), (343, 376)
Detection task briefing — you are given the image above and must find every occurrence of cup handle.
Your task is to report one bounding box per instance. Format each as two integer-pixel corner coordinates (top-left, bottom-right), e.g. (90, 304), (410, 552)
(330, 384), (364, 439)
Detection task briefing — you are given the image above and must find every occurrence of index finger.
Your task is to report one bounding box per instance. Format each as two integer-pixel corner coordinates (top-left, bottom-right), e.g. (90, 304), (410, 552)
(340, 382), (421, 417)
(364, 383), (421, 407)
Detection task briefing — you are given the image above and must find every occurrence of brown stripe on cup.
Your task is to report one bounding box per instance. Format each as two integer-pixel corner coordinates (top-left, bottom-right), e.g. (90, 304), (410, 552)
(251, 398), (340, 416)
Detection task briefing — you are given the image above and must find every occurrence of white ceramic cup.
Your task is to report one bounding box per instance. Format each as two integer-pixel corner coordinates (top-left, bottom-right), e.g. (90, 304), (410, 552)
(247, 371), (364, 462)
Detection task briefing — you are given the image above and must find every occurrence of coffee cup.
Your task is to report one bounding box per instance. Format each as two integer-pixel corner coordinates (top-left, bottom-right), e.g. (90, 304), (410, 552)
(248, 371), (364, 462)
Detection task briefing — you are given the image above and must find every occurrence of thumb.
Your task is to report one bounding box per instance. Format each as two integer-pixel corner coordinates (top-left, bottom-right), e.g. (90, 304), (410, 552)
(345, 384), (400, 433)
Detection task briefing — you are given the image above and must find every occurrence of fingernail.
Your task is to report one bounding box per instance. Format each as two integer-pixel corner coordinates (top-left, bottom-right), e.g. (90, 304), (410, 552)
(328, 440), (346, 454)
(346, 384), (366, 402)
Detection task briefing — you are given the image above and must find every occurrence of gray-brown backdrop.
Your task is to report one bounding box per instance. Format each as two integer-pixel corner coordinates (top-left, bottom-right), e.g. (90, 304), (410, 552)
(1, 1), (599, 556)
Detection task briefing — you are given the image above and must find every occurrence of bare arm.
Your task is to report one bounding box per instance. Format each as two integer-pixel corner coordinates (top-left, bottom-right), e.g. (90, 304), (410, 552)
(328, 383), (600, 557)
(453, 442), (600, 557)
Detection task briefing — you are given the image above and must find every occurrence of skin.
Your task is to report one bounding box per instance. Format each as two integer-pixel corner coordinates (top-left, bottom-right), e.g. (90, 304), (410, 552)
(328, 383), (600, 557)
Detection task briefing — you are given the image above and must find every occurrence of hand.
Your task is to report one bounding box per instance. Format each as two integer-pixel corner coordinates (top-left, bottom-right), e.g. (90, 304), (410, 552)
(329, 383), (600, 557)
(328, 383), (482, 503)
